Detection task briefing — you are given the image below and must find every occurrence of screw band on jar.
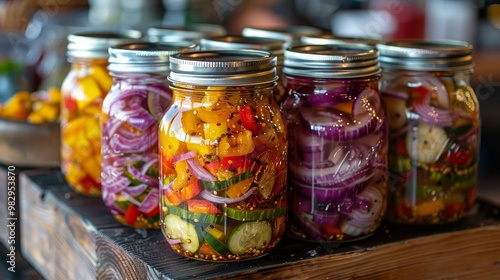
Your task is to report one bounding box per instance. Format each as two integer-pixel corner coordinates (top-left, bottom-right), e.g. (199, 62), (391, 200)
(378, 40), (479, 224)
(282, 43), (388, 242)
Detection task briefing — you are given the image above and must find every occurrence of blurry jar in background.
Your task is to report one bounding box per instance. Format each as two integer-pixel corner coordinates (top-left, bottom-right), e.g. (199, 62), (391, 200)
(60, 31), (141, 197)
(242, 25), (323, 48)
(200, 35), (287, 104)
(102, 41), (197, 228)
(378, 40), (480, 224)
(370, 0), (426, 40)
(282, 44), (388, 242)
(147, 24), (226, 43)
(300, 33), (383, 47)
(159, 50), (288, 261)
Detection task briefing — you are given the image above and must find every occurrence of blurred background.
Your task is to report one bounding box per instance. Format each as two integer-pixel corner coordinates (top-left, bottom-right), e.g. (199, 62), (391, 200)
(0, 0), (499, 186)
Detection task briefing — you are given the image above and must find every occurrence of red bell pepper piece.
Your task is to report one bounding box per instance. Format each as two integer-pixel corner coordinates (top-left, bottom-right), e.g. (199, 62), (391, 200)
(239, 105), (261, 135)
(186, 200), (221, 214)
(125, 205), (141, 225)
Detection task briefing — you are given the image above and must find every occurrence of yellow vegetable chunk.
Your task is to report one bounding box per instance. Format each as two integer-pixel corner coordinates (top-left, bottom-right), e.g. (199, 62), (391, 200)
(76, 76), (103, 110)
(204, 122), (227, 141)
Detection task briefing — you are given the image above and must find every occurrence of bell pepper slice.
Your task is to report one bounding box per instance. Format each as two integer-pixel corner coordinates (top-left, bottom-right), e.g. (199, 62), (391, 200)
(186, 200), (221, 214)
(219, 130), (255, 157)
(125, 204), (141, 225)
(239, 105), (261, 135)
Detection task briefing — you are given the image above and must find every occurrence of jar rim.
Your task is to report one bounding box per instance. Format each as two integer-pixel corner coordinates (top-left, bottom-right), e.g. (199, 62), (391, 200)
(67, 30), (142, 59)
(283, 44), (380, 78)
(377, 39), (473, 71)
(168, 49), (278, 86)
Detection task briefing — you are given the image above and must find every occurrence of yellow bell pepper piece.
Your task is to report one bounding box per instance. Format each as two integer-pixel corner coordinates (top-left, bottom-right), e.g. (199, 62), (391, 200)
(160, 134), (186, 160)
(47, 87), (61, 104)
(225, 177), (253, 199)
(181, 110), (204, 135)
(81, 156), (101, 181)
(196, 108), (231, 123)
(186, 141), (215, 156)
(31, 101), (59, 121)
(76, 76), (103, 110)
(1, 91), (32, 120)
(90, 65), (113, 91)
(204, 122), (227, 141)
(219, 130), (255, 157)
(414, 200), (445, 217)
(27, 112), (45, 123)
(63, 116), (88, 139)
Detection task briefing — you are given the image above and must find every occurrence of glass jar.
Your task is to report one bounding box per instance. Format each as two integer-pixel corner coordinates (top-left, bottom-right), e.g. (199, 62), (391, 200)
(242, 25), (323, 48)
(60, 31), (141, 196)
(282, 44), (388, 242)
(101, 41), (197, 228)
(378, 40), (480, 224)
(200, 35), (286, 104)
(147, 24), (226, 43)
(300, 33), (383, 47)
(159, 50), (288, 261)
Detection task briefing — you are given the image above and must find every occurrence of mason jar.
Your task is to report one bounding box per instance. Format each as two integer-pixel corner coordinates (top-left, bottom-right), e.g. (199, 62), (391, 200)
(60, 31), (141, 196)
(159, 50), (288, 261)
(300, 33), (383, 47)
(147, 24), (226, 43)
(242, 25), (323, 48)
(282, 44), (388, 242)
(200, 35), (287, 104)
(101, 41), (197, 228)
(378, 40), (480, 224)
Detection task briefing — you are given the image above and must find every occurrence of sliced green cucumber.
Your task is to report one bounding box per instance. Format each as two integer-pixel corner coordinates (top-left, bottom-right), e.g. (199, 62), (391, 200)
(204, 227), (229, 255)
(224, 206), (286, 221)
(201, 170), (254, 191)
(163, 214), (200, 253)
(227, 221), (272, 255)
(167, 206), (226, 225)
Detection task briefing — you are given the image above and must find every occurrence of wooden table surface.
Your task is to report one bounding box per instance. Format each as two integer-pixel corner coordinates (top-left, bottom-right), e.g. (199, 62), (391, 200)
(0, 167), (497, 280)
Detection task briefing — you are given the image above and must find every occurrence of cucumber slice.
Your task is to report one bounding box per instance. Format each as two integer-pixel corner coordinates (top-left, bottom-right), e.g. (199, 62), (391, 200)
(204, 229), (229, 255)
(227, 221), (272, 255)
(163, 214), (200, 253)
(201, 170), (254, 191)
(224, 206), (287, 221)
(167, 205), (226, 225)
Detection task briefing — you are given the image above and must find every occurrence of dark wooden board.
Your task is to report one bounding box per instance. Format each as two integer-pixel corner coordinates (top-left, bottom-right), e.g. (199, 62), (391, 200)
(13, 168), (500, 279)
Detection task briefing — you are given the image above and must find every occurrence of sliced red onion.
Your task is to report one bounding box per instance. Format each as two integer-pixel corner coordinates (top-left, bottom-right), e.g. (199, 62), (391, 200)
(141, 158), (159, 174)
(300, 108), (379, 141)
(111, 154), (153, 167)
(111, 106), (156, 132)
(121, 192), (142, 207)
(138, 188), (159, 213)
(103, 175), (130, 193)
(312, 211), (339, 225)
(128, 164), (159, 188)
(384, 74), (449, 108)
(305, 90), (352, 107)
(172, 151), (197, 164)
(352, 88), (381, 116)
(186, 158), (216, 182)
(338, 198), (354, 214)
(124, 184), (148, 196)
(103, 191), (116, 207)
(296, 126), (335, 154)
(413, 101), (453, 127)
(109, 129), (157, 154)
(292, 212), (323, 241)
(199, 187), (257, 205)
(343, 185), (384, 233)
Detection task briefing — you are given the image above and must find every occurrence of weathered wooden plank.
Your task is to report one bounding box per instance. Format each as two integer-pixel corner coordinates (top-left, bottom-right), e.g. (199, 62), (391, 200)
(19, 169), (120, 280)
(14, 168), (500, 280)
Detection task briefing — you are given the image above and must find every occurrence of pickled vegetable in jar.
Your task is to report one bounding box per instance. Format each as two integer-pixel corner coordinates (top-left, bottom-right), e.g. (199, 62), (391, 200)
(61, 31), (141, 196)
(282, 44), (388, 242)
(378, 40), (480, 224)
(101, 42), (197, 228)
(159, 50), (288, 261)
(200, 35), (286, 104)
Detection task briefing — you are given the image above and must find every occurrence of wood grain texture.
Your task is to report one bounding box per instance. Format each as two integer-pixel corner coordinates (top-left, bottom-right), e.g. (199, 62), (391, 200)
(13, 168), (500, 280)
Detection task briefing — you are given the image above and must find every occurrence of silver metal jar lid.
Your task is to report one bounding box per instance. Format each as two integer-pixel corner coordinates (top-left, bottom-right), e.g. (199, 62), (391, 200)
(168, 49), (277, 86)
(147, 24), (226, 43)
(377, 40), (473, 71)
(242, 25), (323, 47)
(108, 41), (198, 73)
(283, 44), (380, 78)
(200, 35), (285, 65)
(67, 30), (142, 59)
(301, 34), (383, 47)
